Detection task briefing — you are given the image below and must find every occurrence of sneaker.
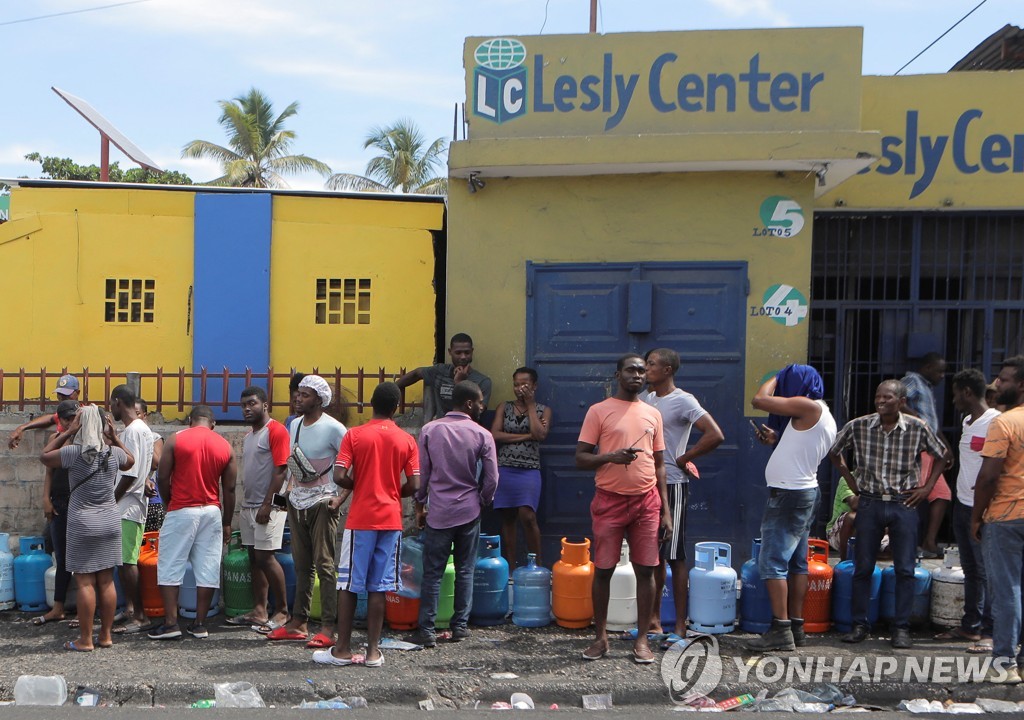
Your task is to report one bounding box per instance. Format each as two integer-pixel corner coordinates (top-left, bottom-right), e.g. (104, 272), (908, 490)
(405, 630), (436, 649)
(986, 664), (1022, 684)
(147, 623), (182, 640)
(187, 623), (209, 639)
(450, 626), (470, 642)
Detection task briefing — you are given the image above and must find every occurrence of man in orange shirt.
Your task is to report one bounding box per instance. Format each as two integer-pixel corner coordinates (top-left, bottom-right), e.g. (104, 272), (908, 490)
(972, 356), (1024, 683)
(576, 354), (671, 664)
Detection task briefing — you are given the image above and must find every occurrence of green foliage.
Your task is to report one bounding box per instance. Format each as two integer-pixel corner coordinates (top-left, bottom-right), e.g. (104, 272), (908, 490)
(24, 152), (193, 185)
(182, 88), (330, 188)
(327, 118), (447, 195)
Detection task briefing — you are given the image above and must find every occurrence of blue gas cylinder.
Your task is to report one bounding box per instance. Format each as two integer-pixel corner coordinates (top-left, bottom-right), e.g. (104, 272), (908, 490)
(471, 534), (510, 626)
(14, 536), (52, 612)
(879, 562), (932, 627)
(276, 529), (296, 612)
(660, 562), (676, 628)
(832, 537), (882, 632)
(688, 542), (737, 634)
(0, 533), (15, 610)
(512, 553), (551, 627)
(739, 538), (772, 633)
(398, 534), (424, 598)
(179, 561), (222, 619)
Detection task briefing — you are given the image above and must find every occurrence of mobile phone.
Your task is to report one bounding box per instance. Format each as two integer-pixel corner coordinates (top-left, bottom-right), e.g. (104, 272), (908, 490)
(749, 420), (765, 438)
(271, 493), (288, 509)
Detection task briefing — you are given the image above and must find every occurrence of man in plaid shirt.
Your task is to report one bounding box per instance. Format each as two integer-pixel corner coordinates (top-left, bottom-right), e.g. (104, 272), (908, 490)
(829, 379), (950, 649)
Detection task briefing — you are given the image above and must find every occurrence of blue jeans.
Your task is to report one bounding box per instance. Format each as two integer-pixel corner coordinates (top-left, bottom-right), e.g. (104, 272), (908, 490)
(981, 520), (1024, 663)
(758, 487), (819, 580)
(952, 500), (992, 637)
(417, 518), (480, 637)
(852, 495), (918, 630)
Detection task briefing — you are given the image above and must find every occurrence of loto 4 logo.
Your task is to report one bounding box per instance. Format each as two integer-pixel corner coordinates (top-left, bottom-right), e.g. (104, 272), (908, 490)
(661, 634), (723, 704)
(474, 38), (528, 124)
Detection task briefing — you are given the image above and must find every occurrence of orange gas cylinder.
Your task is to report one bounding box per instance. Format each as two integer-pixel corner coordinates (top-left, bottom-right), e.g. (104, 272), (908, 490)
(552, 537), (594, 629)
(804, 538), (833, 633)
(385, 592), (420, 630)
(139, 531), (164, 618)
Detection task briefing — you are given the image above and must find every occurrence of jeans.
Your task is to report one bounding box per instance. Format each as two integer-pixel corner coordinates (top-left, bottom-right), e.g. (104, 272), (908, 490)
(952, 500), (991, 636)
(418, 518), (480, 637)
(981, 519), (1024, 663)
(758, 487), (819, 580)
(852, 495), (918, 630)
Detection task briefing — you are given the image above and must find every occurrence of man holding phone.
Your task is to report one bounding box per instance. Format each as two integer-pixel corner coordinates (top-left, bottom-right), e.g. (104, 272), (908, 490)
(576, 354), (670, 665)
(228, 386), (291, 634)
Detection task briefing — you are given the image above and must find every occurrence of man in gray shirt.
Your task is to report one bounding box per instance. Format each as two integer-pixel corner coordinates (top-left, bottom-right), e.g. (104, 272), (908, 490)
(642, 348), (724, 638)
(397, 333), (492, 420)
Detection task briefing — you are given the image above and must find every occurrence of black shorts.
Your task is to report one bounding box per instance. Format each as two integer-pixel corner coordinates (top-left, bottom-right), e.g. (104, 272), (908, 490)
(661, 483), (688, 562)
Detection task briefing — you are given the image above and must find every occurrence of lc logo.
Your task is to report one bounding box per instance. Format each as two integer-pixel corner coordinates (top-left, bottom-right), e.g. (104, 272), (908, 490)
(474, 38), (528, 124)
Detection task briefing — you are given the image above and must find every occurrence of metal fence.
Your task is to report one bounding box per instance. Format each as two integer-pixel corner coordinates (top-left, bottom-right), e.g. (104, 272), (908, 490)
(0, 366), (420, 416)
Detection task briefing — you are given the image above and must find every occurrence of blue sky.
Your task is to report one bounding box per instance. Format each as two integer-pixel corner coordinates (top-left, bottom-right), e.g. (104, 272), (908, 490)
(0, 0), (1019, 189)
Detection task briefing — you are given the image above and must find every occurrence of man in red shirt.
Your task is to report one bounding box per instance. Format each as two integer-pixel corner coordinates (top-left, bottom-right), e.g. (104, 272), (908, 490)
(313, 383), (419, 667)
(148, 406), (236, 640)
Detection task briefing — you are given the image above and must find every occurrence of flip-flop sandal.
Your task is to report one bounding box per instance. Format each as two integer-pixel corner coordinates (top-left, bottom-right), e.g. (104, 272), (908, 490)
(225, 615), (263, 626)
(967, 640), (994, 654)
(68, 619), (80, 629)
(63, 640), (93, 652)
(660, 633), (684, 650)
(632, 648), (656, 664)
(933, 627), (980, 642)
(312, 649), (364, 666)
(32, 615), (62, 626)
(251, 620), (284, 635)
(267, 626), (309, 641)
(581, 646), (607, 661)
(306, 632), (334, 649)
(365, 651), (384, 668)
(113, 622), (145, 635)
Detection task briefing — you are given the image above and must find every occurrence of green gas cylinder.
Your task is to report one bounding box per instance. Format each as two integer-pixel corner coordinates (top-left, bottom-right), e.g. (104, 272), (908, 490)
(223, 531), (255, 619)
(435, 556), (456, 629)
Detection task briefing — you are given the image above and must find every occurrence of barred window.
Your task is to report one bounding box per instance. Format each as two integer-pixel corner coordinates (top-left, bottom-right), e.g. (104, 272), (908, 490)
(105, 278), (155, 323)
(315, 278), (371, 325)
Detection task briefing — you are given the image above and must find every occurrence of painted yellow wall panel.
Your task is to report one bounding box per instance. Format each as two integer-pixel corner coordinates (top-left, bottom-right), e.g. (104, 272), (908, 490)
(446, 172), (815, 408)
(269, 196), (440, 424)
(0, 187), (194, 416)
(464, 28), (862, 139)
(817, 72), (1024, 209)
(128, 189), (194, 217)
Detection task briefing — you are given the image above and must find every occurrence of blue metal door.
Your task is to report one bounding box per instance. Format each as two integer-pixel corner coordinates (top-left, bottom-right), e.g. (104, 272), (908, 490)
(526, 262), (749, 564)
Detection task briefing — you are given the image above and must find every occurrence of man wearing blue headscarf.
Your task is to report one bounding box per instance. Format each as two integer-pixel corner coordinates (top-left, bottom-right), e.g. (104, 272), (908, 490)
(747, 364), (836, 651)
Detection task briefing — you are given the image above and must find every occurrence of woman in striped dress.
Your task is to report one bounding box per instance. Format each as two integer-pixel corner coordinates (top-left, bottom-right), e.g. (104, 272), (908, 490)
(41, 405), (134, 652)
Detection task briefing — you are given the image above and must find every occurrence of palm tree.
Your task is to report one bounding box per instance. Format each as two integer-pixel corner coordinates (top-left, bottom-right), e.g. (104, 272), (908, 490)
(182, 88), (331, 188)
(327, 119), (447, 195)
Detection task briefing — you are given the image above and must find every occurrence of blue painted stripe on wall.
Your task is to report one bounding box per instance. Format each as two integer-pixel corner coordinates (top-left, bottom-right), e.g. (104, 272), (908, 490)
(193, 193), (272, 419)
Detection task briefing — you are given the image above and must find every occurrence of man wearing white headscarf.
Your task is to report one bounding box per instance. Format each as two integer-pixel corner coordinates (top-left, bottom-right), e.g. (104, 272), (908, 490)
(267, 375), (349, 648)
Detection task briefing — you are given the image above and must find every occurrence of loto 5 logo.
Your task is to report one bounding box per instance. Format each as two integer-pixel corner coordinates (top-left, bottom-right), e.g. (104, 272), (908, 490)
(473, 38), (528, 124)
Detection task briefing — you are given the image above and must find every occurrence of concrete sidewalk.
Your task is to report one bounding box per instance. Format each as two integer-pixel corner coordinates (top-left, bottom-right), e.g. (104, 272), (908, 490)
(2, 611), (1024, 710)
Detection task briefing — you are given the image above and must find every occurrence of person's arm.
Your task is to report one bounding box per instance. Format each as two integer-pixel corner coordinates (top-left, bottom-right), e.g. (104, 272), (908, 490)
(490, 403), (532, 444)
(256, 464), (288, 524)
(828, 424), (859, 494)
(478, 376), (493, 410)
(751, 377), (823, 429)
(575, 441), (639, 470)
(220, 453), (238, 545)
(402, 472), (420, 498)
(145, 436), (163, 499)
(42, 461), (56, 521)
(654, 449), (671, 537)
(156, 433), (176, 507)
(9, 414), (58, 449)
(971, 456), (1005, 541)
(335, 464), (355, 490)
(521, 388), (550, 442)
(401, 439), (420, 498)
(676, 414), (724, 471)
(39, 415), (81, 468)
(414, 433), (432, 529)
(479, 435), (500, 506)
(395, 367), (426, 389)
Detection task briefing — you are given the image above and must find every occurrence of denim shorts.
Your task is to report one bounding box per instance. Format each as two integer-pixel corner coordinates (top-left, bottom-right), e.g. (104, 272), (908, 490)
(758, 487), (820, 580)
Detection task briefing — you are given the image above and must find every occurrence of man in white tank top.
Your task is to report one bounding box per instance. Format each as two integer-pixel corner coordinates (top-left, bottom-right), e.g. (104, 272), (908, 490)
(746, 364), (837, 651)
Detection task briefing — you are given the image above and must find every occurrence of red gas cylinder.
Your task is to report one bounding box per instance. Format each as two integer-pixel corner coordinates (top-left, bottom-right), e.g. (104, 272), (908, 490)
(385, 592), (420, 630)
(139, 532), (164, 618)
(804, 538), (833, 633)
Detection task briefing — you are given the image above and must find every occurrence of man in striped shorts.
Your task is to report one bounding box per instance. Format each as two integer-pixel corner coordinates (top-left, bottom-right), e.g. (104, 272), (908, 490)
(642, 348), (724, 638)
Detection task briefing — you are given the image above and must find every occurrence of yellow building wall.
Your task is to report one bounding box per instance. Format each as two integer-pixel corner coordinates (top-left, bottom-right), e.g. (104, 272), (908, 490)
(446, 171), (815, 408)
(0, 187), (194, 415)
(269, 195), (444, 424)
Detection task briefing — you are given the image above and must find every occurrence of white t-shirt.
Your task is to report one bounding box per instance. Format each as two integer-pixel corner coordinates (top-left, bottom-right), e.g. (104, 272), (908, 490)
(641, 388), (707, 485)
(116, 418), (156, 524)
(764, 400), (837, 490)
(288, 413), (347, 511)
(956, 407), (1001, 506)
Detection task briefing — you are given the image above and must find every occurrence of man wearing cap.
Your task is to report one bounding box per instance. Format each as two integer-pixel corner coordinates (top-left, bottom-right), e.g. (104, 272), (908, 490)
(267, 375), (349, 649)
(8, 375), (81, 449)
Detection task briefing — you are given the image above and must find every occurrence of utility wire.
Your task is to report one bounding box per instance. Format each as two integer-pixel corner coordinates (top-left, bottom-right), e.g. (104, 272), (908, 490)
(539, 0), (551, 34)
(894, 0), (988, 75)
(0, 0), (154, 28)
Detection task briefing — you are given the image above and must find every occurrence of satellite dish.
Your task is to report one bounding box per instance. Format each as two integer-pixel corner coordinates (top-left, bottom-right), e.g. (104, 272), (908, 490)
(52, 86), (163, 181)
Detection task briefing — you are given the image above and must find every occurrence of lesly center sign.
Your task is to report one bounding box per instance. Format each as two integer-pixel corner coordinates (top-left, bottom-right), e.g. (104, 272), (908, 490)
(465, 28), (863, 139)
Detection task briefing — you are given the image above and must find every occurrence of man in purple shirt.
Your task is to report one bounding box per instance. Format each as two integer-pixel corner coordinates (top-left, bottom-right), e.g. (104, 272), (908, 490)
(410, 381), (499, 647)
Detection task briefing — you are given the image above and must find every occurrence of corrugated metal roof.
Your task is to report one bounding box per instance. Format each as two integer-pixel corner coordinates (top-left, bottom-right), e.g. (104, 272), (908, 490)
(950, 23), (1024, 71)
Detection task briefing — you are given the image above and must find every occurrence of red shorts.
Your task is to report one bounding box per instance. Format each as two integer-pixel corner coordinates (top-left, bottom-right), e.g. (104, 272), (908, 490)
(919, 452), (952, 502)
(590, 487), (662, 569)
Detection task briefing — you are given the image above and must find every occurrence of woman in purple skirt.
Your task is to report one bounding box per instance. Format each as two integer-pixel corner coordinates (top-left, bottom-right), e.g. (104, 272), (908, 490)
(489, 367), (552, 569)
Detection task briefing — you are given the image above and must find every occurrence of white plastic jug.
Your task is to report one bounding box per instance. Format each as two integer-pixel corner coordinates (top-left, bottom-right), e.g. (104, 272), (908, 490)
(14, 675), (67, 706)
(606, 541), (638, 632)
